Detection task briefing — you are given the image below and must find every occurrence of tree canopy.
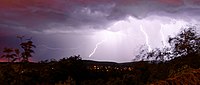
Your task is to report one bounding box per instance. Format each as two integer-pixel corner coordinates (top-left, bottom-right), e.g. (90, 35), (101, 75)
(136, 27), (200, 62)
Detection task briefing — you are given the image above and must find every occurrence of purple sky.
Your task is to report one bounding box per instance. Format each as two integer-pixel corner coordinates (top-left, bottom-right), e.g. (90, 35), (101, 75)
(0, 0), (200, 62)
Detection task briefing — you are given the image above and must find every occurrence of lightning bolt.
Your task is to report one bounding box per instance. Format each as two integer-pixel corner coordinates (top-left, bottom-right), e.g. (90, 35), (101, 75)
(140, 25), (152, 52)
(89, 39), (106, 57)
(160, 24), (166, 47)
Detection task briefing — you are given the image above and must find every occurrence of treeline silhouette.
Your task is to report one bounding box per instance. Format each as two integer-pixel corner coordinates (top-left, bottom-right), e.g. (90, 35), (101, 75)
(0, 27), (199, 85)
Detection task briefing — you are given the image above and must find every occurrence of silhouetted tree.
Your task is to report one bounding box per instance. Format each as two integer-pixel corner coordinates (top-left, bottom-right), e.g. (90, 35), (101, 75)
(1, 36), (36, 62)
(20, 40), (36, 62)
(168, 27), (200, 57)
(16, 36), (36, 85)
(137, 27), (200, 61)
(1, 48), (20, 62)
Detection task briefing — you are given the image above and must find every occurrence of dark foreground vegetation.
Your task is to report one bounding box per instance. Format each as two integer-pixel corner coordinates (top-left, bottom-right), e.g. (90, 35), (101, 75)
(0, 27), (200, 85)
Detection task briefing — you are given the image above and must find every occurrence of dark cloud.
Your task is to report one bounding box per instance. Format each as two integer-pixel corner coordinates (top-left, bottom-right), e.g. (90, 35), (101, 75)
(1, 0), (200, 32)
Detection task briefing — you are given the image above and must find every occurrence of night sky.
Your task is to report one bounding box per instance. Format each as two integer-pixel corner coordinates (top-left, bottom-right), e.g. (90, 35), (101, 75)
(0, 0), (200, 62)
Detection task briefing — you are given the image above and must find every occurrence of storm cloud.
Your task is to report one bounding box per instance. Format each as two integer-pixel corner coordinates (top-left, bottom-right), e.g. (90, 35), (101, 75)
(1, 0), (200, 62)
(1, 0), (200, 32)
